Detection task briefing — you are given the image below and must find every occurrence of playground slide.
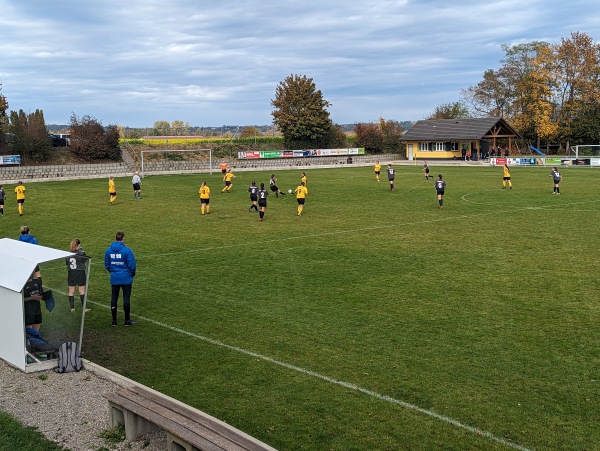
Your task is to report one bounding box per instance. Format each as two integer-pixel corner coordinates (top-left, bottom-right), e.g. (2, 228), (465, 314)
(529, 145), (546, 156)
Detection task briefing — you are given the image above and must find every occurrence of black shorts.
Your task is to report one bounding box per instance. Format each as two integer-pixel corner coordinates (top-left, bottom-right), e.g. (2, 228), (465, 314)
(503, 177), (511, 181)
(270, 185), (278, 192)
(109, 191), (116, 196)
(258, 199), (267, 208)
(132, 183), (141, 191)
(436, 190), (445, 196)
(225, 181), (231, 187)
(425, 168), (430, 174)
(221, 169), (227, 175)
(25, 301), (42, 326)
(201, 198), (210, 205)
(375, 171), (380, 175)
(250, 194), (258, 202)
(388, 178), (395, 182)
(297, 198), (305, 205)
(68, 270), (86, 287)
(17, 199), (25, 204)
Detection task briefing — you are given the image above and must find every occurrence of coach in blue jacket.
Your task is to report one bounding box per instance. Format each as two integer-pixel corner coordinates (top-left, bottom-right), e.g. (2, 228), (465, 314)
(104, 231), (137, 327)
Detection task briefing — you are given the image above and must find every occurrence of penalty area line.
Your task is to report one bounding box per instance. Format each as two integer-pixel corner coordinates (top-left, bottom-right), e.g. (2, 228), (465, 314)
(67, 292), (531, 451)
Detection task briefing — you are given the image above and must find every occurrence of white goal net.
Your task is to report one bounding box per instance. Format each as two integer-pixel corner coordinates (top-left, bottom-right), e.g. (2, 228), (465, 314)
(140, 148), (213, 178)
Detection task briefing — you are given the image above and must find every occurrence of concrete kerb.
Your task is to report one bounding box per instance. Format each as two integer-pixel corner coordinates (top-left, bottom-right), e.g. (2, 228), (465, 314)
(0, 172), (132, 185)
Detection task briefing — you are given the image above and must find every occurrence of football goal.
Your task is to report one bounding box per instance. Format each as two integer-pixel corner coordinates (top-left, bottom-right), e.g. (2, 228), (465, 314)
(570, 145), (600, 157)
(140, 148), (213, 178)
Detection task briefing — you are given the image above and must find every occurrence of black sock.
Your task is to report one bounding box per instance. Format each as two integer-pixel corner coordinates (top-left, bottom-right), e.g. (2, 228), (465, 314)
(69, 296), (75, 309)
(259, 211), (264, 219)
(439, 199), (443, 206)
(557, 188), (560, 193)
(80, 295), (85, 306)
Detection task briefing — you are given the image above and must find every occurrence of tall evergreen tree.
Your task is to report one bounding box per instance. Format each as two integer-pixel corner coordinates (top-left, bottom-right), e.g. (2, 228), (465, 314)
(0, 84), (9, 151)
(9, 109), (50, 163)
(271, 74), (332, 149)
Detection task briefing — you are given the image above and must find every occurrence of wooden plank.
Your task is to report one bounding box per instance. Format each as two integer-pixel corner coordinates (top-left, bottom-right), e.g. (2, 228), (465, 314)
(106, 392), (227, 451)
(125, 386), (271, 451)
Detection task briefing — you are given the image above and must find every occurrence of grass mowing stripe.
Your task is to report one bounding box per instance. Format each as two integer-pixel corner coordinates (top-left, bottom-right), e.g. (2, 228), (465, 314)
(50, 287), (531, 451)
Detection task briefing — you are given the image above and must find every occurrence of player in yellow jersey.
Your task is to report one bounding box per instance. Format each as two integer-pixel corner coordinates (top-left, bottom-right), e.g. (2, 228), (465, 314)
(502, 164), (512, 189)
(374, 161), (381, 182)
(199, 181), (211, 215)
(301, 172), (307, 186)
(108, 176), (117, 205)
(293, 181), (308, 216)
(14, 181), (26, 216)
(221, 169), (236, 192)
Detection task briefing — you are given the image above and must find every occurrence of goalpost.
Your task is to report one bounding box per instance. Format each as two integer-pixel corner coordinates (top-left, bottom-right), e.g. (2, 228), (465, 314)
(570, 145), (600, 158)
(140, 148), (212, 178)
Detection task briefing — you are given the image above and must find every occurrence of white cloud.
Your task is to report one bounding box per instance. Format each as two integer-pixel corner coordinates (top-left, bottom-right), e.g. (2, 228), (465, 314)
(1, 0), (599, 126)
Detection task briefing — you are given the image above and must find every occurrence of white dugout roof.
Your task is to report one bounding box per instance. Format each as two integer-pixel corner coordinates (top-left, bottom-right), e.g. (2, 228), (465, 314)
(0, 238), (78, 371)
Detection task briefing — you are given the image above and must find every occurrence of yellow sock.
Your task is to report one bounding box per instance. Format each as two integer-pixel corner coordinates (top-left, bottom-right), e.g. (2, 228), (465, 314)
(201, 206), (205, 214)
(18, 205), (23, 214)
(206, 205), (210, 213)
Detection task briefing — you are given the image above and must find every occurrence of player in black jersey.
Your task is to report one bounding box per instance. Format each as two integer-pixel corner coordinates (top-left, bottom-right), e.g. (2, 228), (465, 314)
(269, 174), (286, 198)
(258, 183), (269, 222)
(66, 239), (89, 312)
(248, 181), (259, 212)
(387, 164), (395, 192)
(549, 167), (562, 194)
(422, 161), (430, 180)
(434, 174), (446, 209)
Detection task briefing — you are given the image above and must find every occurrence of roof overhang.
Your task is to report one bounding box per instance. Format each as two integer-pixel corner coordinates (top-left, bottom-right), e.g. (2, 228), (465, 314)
(0, 238), (76, 292)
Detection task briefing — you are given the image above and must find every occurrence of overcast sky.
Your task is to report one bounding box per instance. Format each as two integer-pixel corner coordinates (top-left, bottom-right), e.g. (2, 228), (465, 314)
(1, 1), (599, 128)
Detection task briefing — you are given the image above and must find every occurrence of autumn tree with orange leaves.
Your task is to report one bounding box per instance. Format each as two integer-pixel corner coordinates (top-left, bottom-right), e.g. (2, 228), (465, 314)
(462, 32), (600, 152)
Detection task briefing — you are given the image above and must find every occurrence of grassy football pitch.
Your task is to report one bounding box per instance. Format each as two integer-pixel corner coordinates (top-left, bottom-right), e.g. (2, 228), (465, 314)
(3, 164), (599, 450)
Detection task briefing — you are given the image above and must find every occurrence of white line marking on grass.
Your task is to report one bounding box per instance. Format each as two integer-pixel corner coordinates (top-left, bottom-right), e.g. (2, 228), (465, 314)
(59, 290), (530, 451)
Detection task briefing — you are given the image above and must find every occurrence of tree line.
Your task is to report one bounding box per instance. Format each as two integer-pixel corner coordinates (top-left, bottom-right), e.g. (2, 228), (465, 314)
(0, 85), (120, 164)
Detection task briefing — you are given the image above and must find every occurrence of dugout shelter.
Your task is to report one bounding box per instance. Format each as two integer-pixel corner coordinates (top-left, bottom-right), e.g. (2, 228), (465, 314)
(0, 238), (90, 372)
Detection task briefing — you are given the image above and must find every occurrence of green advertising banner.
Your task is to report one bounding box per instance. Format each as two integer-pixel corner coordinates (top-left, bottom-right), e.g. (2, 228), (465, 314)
(237, 148), (365, 159)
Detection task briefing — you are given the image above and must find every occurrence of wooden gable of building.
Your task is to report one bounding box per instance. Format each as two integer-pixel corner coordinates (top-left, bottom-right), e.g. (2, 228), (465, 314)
(400, 117), (521, 142)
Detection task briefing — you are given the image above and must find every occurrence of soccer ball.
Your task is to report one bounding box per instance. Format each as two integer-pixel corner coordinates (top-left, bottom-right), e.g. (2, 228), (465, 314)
(288, 189), (293, 194)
